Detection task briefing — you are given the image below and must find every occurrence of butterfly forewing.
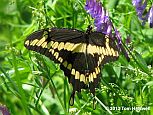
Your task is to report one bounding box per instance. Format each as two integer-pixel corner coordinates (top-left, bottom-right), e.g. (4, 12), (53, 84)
(25, 28), (84, 63)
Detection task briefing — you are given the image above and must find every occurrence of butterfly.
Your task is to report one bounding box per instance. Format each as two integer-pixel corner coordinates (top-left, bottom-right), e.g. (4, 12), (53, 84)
(24, 25), (119, 106)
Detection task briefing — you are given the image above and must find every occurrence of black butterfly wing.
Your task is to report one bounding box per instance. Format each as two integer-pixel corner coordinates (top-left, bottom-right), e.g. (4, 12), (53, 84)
(24, 28), (84, 64)
(86, 32), (119, 94)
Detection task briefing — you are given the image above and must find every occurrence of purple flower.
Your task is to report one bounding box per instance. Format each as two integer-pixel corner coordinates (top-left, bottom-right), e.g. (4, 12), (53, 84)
(115, 29), (122, 48)
(132, 0), (153, 28)
(0, 105), (10, 115)
(148, 5), (153, 28)
(132, 0), (147, 21)
(115, 29), (130, 61)
(85, 0), (112, 35)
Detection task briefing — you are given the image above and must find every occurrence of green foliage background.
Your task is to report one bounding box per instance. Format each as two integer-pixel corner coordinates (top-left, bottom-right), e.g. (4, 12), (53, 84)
(0, 0), (153, 114)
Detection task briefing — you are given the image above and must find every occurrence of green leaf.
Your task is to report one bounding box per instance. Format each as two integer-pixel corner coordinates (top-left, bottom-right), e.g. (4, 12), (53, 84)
(134, 50), (149, 73)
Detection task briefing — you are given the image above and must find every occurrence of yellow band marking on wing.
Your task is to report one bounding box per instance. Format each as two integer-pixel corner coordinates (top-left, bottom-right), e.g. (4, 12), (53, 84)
(102, 47), (106, 55)
(97, 67), (100, 73)
(106, 38), (115, 56)
(49, 48), (52, 52)
(115, 51), (119, 57)
(93, 72), (97, 78)
(85, 77), (89, 84)
(58, 42), (65, 51)
(80, 74), (85, 82)
(54, 52), (59, 59)
(87, 44), (96, 56)
(88, 74), (91, 82)
(25, 40), (30, 46)
(41, 42), (47, 48)
(64, 42), (71, 50)
(67, 64), (72, 70)
(37, 39), (118, 57)
(80, 44), (87, 53)
(71, 69), (75, 75)
(63, 61), (68, 67)
(107, 47), (112, 56)
(111, 48), (116, 56)
(98, 57), (102, 66)
(105, 48), (109, 56)
(71, 43), (82, 51)
(72, 43), (86, 53)
(58, 57), (63, 63)
(30, 39), (39, 46)
(99, 47), (102, 54)
(101, 54), (104, 61)
(36, 37), (46, 46)
(64, 42), (74, 51)
(51, 49), (54, 54)
(50, 41), (54, 46)
(65, 43), (74, 51)
(75, 71), (80, 79)
(46, 41), (54, 49)
(48, 48), (54, 54)
(89, 73), (94, 82)
(97, 46), (101, 54)
(95, 67), (101, 74)
(52, 42), (59, 49)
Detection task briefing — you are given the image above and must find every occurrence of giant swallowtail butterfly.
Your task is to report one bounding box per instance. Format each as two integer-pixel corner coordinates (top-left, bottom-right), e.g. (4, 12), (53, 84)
(24, 25), (119, 106)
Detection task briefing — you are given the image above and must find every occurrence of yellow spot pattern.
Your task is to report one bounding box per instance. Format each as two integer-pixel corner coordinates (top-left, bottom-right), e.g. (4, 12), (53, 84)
(69, 66), (101, 84)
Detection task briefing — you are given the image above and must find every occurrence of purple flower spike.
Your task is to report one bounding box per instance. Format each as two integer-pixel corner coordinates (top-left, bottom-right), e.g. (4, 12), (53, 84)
(85, 0), (112, 35)
(115, 29), (122, 47)
(132, 0), (147, 20)
(148, 5), (153, 28)
(132, 0), (153, 27)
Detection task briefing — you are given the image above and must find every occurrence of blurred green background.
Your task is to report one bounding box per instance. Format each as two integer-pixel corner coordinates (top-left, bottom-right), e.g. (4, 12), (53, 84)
(0, 0), (153, 114)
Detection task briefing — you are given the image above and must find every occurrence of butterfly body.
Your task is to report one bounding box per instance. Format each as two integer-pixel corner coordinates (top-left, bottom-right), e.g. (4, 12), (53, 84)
(24, 26), (119, 105)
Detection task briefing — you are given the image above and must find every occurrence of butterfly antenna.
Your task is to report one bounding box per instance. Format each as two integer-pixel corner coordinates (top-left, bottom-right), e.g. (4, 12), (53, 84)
(86, 25), (93, 34)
